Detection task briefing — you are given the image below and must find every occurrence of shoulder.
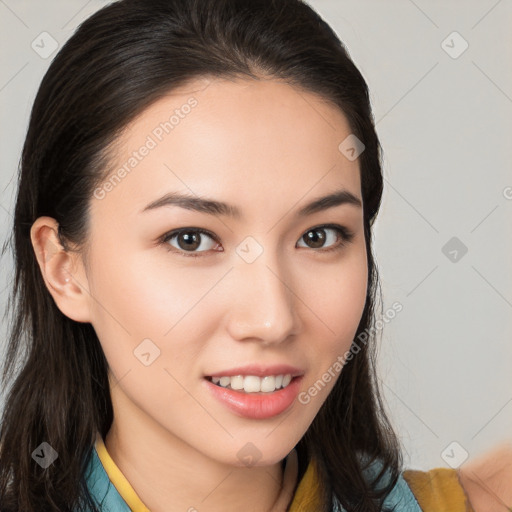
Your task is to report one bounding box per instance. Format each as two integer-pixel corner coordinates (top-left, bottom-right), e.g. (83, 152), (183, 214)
(402, 467), (475, 512)
(402, 441), (512, 512)
(456, 441), (512, 512)
(351, 455), (424, 511)
(356, 453), (474, 512)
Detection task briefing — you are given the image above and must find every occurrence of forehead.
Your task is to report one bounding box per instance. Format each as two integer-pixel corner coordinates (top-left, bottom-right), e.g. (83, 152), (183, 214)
(93, 77), (362, 221)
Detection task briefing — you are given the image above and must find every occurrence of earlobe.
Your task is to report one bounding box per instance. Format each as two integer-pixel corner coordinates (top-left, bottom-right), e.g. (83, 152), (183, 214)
(30, 216), (92, 323)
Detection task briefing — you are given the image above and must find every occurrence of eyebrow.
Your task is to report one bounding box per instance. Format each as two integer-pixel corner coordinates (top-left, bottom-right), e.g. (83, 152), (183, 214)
(141, 188), (362, 219)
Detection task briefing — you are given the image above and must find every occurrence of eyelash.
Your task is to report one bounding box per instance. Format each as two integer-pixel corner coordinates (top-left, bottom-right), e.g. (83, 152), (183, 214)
(158, 224), (355, 259)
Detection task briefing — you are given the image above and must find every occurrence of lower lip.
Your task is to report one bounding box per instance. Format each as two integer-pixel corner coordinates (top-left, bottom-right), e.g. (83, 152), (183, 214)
(203, 376), (303, 420)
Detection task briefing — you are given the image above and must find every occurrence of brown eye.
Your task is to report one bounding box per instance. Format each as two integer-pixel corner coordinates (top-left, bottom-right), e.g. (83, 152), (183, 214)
(161, 228), (219, 257)
(297, 225), (354, 253)
(302, 228), (327, 249)
(175, 231), (202, 251)
(159, 224), (354, 259)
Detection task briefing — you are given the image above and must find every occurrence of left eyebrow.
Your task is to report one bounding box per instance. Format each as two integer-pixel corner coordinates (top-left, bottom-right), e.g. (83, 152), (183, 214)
(140, 188), (362, 220)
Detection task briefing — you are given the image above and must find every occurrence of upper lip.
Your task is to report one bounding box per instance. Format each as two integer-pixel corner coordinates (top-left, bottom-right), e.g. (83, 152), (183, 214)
(206, 364), (304, 378)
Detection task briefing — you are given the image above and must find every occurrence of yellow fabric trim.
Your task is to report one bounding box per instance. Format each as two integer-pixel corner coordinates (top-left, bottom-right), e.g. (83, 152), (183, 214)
(95, 433), (151, 512)
(288, 458), (322, 512)
(402, 468), (475, 512)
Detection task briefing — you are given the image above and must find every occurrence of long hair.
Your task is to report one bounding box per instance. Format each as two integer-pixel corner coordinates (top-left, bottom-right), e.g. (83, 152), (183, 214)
(0, 0), (402, 510)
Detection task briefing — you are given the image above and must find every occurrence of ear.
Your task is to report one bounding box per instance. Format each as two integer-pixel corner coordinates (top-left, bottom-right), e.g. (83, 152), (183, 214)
(30, 216), (92, 323)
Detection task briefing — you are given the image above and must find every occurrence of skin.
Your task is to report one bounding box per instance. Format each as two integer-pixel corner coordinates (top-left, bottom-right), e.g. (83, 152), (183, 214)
(29, 76), (512, 511)
(457, 442), (512, 512)
(30, 77), (368, 511)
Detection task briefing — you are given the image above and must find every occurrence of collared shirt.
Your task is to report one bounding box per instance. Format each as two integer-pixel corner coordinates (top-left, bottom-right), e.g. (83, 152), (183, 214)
(83, 433), (472, 511)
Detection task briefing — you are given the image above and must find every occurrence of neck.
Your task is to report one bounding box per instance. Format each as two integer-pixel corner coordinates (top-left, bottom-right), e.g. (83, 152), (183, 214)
(104, 387), (298, 512)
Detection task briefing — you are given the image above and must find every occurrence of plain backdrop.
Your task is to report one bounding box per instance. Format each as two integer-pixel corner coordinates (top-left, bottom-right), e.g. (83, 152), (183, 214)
(0, 0), (511, 471)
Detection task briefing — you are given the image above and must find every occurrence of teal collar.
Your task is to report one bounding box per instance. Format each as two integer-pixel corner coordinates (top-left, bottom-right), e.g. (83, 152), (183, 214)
(83, 443), (131, 511)
(82, 441), (422, 512)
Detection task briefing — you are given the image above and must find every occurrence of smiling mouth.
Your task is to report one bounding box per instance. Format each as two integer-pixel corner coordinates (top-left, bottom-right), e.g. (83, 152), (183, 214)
(204, 374), (298, 394)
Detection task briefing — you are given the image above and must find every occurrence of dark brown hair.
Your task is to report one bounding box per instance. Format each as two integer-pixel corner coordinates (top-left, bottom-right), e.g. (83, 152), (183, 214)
(0, 0), (402, 510)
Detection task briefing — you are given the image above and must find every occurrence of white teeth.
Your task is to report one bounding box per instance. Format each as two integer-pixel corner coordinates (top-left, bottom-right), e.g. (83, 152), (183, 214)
(219, 376), (230, 387)
(244, 375), (261, 393)
(260, 376), (275, 393)
(282, 374), (292, 387)
(209, 374), (294, 393)
(230, 375), (244, 390)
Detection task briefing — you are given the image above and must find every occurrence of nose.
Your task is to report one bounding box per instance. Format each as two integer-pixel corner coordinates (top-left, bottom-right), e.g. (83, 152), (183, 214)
(225, 255), (301, 346)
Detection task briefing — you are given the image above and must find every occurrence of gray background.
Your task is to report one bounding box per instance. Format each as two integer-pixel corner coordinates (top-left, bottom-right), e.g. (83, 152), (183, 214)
(0, 0), (510, 471)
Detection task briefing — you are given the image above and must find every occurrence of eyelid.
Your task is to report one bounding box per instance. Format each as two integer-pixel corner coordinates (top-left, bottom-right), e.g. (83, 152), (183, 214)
(159, 223), (355, 258)
(159, 227), (220, 256)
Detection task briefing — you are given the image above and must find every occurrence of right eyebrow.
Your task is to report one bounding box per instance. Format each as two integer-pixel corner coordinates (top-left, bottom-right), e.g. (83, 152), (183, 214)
(140, 188), (362, 220)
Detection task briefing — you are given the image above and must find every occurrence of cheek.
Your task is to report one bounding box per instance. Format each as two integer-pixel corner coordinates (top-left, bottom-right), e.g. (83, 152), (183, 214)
(307, 247), (368, 343)
(86, 255), (207, 415)
(86, 247), (219, 370)
(296, 254), (367, 412)
(300, 248), (368, 397)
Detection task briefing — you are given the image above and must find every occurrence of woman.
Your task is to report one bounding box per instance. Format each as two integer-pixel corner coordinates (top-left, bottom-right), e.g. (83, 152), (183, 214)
(0, 0), (510, 511)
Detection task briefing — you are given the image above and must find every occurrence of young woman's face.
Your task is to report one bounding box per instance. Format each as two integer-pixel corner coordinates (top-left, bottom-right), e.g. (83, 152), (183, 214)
(83, 77), (367, 466)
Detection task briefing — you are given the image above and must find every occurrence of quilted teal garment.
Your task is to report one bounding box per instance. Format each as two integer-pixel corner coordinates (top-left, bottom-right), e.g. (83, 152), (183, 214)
(82, 441), (423, 511)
